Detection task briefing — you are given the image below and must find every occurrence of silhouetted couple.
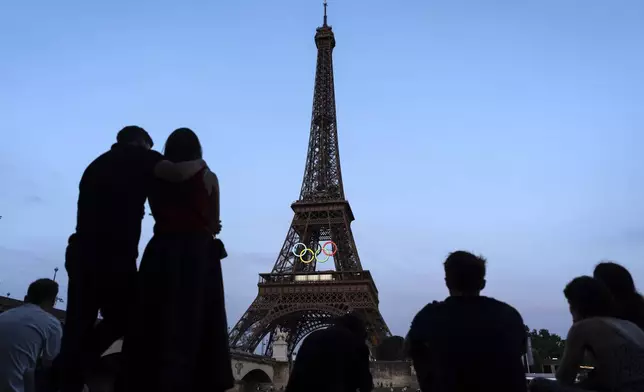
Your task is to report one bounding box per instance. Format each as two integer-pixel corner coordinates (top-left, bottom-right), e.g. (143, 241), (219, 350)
(55, 126), (234, 392)
(529, 263), (644, 392)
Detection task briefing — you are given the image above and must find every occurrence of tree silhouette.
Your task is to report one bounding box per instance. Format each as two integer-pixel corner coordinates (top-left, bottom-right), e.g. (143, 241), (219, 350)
(525, 324), (565, 370)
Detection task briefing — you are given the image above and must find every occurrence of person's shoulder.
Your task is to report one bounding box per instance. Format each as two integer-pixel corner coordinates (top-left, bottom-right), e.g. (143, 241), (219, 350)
(83, 145), (157, 175)
(566, 318), (596, 340)
(90, 148), (113, 161)
(0, 306), (20, 320)
(30, 306), (62, 328)
(44, 311), (62, 328)
(418, 300), (444, 315)
(318, 326), (361, 347)
(0, 305), (54, 326)
(111, 144), (163, 163)
(203, 168), (218, 186)
(144, 149), (164, 160)
(482, 296), (521, 313)
(129, 148), (164, 176)
(579, 316), (622, 331)
(411, 300), (444, 327)
(303, 328), (329, 342)
(48, 316), (63, 337)
(81, 149), (113, 174)
(37, 311), (63, 339)
(481, 297), (525, 323)
(320, 325), (350, 338)
(298, 328), (329, 350)
(128, 147), (163, 167)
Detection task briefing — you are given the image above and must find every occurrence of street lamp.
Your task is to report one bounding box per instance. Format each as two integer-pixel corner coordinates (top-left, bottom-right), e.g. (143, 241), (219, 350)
(52, 268), (64, 304)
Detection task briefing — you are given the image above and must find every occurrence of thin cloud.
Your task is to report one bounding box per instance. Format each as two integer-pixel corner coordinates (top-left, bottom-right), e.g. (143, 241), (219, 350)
(24, 195), (44, 204)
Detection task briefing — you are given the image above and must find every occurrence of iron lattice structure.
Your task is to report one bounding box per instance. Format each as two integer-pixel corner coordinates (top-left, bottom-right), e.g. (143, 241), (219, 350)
(228, 5), (391, 358)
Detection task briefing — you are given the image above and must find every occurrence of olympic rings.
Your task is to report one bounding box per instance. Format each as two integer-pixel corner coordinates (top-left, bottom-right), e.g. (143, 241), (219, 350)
(292, 241), (337, 264)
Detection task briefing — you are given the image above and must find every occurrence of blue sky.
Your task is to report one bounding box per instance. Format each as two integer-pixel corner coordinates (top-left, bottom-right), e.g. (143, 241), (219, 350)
(1, 0), (643, 337)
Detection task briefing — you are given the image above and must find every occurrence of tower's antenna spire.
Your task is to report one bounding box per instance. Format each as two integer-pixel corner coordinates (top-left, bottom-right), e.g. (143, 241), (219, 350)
(323, 0), (328, 26)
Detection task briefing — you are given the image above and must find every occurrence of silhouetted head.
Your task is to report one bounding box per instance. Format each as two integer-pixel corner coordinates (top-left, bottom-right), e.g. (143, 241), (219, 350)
(444, 251), (487, 296)
(335, 312), (367, 341)
(116, 125), (153, 149)
(593, 261), (644, 328)
(164, 128), (203, 163)
(564, 276), (616, 322)
(594, 262), (637, 298)
(375, 335), (406, 361)
(24, 279), (59, 310)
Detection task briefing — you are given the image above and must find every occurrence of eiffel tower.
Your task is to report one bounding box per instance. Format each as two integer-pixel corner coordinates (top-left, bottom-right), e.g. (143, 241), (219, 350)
(228, 2), (391, 358)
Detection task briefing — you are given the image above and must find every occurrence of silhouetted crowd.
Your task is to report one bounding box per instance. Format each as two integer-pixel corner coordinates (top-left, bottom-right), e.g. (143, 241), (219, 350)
(1, 126), (644, 392)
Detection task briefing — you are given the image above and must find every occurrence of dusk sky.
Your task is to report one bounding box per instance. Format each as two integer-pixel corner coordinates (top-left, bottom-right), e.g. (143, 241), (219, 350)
(1, 0), (643, 337)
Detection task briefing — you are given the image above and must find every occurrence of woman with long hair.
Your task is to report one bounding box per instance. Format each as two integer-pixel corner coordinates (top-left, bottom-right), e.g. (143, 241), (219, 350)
(122, 128), (233, 392)
(530, 276), (644, 392)
(594, 262), (644, 331)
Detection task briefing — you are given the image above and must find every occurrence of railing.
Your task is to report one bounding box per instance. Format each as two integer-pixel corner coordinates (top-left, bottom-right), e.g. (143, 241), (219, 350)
(258, 271), (374, 285)
(230, 350), (279, 364)
(525, 373), (556, 380)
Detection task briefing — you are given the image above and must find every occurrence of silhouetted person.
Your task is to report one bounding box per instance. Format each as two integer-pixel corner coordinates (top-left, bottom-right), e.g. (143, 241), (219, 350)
(122, 128), (233, 392)
(57, 126), (207, 392)
(407, 251), (527, 392)
(593, 261), (644, 331)
(530, 276), (644, 392)
(286, 313), (373, 392)
(375, 335), (406, 361)
(0, 279), (62, 392)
